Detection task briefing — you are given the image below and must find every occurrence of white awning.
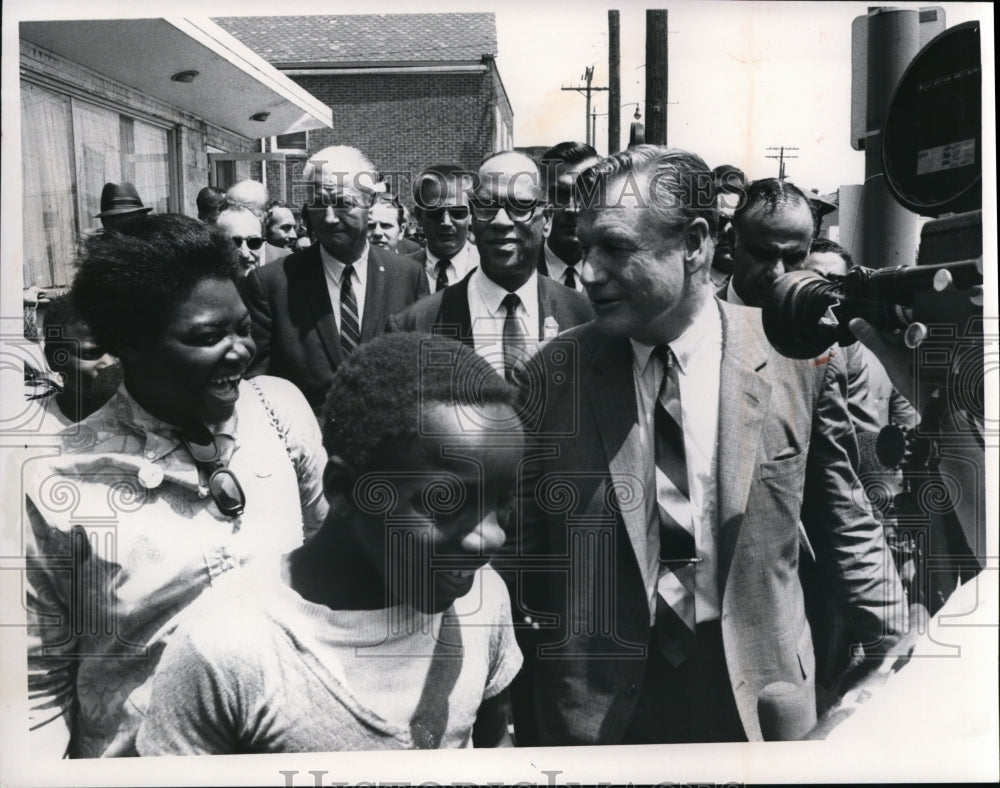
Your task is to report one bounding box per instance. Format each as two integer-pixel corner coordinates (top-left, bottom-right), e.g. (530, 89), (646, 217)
(19, 17), (332, 138)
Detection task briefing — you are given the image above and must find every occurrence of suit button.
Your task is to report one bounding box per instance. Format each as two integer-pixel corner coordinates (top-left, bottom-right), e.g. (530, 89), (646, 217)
(626, 682), (638, 697)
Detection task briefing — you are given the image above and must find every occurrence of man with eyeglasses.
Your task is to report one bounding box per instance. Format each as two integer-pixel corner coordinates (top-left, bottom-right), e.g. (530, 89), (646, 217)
(216, 204), (266, 274)
(388, 151), (592, 382)
(243, 145), (428, 412)
(537, 141), (601, 293)
(407, 164), (480, 293)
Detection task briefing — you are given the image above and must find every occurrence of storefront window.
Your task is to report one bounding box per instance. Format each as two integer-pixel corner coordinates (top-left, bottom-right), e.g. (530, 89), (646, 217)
(20, 81), (175, 288)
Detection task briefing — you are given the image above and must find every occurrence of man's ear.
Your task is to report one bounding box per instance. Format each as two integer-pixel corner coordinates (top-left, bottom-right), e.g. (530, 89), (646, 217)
(684, 217), (711, 272)
(541, 203), (555, 239)
(323, 455), (356, 504)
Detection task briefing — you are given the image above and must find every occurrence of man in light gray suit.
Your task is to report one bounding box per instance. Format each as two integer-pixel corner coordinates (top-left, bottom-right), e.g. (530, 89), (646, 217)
(508, 145), (906, 745)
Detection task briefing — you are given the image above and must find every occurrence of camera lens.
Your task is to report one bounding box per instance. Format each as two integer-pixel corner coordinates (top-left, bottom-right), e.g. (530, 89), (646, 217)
(762, 270), (843, 359)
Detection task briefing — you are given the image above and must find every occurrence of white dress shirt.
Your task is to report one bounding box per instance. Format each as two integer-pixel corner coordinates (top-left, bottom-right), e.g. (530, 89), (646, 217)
(424, 243), (479, 292)
(630, 295), (723, 623)
(320, 243), (369, 334)
(543, 242), (585, 293)
(725, 278), (746, 306)
(466, 268), (542, 377)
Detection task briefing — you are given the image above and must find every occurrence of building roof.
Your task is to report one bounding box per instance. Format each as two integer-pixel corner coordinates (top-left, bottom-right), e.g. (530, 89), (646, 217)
(213, 13), (498, 68)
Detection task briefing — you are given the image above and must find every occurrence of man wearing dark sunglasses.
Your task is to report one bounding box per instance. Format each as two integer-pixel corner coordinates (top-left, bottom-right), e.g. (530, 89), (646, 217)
(409, 164), (480, 292)
(243, 146), (428, 413)
(216, 204), (265, 274)
(388, 151), (592, 382)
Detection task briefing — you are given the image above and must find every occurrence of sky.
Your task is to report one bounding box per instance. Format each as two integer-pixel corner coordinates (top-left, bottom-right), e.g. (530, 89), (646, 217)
(492, 1), (989, 193)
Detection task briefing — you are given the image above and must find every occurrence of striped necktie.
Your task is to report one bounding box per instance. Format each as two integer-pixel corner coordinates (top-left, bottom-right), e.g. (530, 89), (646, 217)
(340, 263), (361, 356)
(435, 258), (451, 292)
(501, 293), (527, 383)
(652, 344), (698, 666)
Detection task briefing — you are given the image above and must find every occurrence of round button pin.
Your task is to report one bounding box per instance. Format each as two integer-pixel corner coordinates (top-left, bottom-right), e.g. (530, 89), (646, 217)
(137, 463), (164, 489)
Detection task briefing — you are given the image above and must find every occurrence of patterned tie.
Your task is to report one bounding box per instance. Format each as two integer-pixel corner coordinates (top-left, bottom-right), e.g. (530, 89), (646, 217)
(652, 345), (698, 666)
(435, 258), (451, 292)
(563, 266), (577, 290)
(340, 263), (361, 356)
(501, 293), (527, 383)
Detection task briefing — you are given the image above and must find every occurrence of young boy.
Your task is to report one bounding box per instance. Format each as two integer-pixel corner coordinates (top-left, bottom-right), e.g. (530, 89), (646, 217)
(137, 333), (524, 753)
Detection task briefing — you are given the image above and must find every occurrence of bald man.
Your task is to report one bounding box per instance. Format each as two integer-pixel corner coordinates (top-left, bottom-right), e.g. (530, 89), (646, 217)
(242, 146), (428, 412)
(388, 150), (592, 381)
(226, 179), (269, 221)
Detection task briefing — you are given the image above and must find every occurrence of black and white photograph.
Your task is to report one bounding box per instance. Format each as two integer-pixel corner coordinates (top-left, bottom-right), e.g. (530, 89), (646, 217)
(1, 0), (996, 785)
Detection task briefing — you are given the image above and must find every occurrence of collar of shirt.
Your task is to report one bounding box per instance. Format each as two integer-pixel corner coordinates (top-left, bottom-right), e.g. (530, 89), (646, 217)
(629, 293), (721, 378)
(469, 267), (540, 325)
(725, 278), (746, 306)
(110, 385), (239, 463)
(320, 242), (369, 289)
(543, 241), (580, 284)
(425, 243), (478, 286)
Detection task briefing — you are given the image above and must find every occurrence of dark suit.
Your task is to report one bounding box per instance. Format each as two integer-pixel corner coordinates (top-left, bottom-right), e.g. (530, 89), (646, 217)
(396, 237), (422, 255)
(263, 242), (292, 265)
(535, 244), (550, 278)
(243, 244), (428, 409)
(385, 271), (593, 344)
(509, 298), (906, 744)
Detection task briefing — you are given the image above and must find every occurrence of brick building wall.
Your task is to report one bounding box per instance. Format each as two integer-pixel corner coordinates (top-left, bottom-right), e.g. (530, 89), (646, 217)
(265, 68), (509, 211)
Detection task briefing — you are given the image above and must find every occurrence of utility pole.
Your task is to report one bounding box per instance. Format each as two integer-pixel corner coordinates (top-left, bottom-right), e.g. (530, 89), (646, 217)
(765, 146), (799, 179)
(562, 68), (609, 147)
(645, 10), (669, 144)
(608, 10), (621, 153)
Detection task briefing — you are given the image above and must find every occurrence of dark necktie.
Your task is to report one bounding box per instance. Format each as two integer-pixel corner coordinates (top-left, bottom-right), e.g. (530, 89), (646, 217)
(563, 266), (577, 290)
(340, 263), (361, 356)
(435, 258), (451, 292)
(652, 345), (697, 666)
(501, 293), (527, 383)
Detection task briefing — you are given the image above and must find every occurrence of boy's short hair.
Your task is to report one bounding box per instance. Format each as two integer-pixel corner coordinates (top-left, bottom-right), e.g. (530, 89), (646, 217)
(322, 333), (516, 476)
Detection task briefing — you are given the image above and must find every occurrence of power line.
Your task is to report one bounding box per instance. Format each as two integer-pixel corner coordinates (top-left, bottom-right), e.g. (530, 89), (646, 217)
(561, 66), (609, 147)
(765, 146), (799, 180)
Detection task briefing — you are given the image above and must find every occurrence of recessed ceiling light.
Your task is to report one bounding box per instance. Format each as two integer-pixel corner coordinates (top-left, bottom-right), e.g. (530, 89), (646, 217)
(249, 112), (270, 122)
(171, 70), (199, 83)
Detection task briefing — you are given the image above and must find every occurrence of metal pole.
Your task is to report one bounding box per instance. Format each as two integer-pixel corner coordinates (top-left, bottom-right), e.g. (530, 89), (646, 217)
(863, 7), (921, 270)
(584, 66), (593, 147)
(609, 10), (621, 154)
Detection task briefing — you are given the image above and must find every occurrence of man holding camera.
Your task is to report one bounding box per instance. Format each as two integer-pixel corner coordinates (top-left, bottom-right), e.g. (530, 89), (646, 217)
(725, 178), (881, 435)
(510, 146), (906, 745)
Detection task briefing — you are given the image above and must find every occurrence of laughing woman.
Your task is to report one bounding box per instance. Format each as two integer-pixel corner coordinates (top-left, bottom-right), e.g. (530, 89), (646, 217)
(24, 214), (329, 758)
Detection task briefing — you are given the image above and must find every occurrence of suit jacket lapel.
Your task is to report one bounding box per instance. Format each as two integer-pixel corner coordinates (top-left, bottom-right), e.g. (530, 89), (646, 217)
(715, 300), (771, 589)
(536, 275), (565, 337)
(303, 247), (343, 368)
(361, 248), (387, 340)
(436, 272), (474, 346)
(586, 334), (650, 582)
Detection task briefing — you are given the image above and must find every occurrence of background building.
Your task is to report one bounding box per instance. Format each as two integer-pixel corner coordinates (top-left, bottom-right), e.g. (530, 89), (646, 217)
(17, 18), (331, 290)
(214, 13), (514, 209)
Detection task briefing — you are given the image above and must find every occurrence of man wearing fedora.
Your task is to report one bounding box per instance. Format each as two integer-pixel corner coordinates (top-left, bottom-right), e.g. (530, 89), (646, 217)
(96, 182), (153, 231)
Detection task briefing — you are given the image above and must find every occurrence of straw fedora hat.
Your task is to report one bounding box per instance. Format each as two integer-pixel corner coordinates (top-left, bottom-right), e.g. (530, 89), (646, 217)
(95, 182), (154, 218)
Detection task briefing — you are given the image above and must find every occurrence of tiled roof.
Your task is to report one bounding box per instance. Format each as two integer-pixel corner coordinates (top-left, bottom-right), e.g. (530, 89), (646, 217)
(214, 13), (497, 66)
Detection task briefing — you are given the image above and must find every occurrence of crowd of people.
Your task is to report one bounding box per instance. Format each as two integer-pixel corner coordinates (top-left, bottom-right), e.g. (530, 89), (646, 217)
(23, 138), (975, 757)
